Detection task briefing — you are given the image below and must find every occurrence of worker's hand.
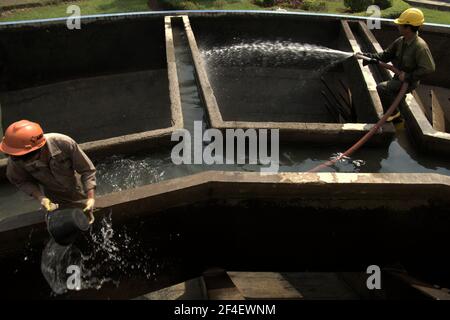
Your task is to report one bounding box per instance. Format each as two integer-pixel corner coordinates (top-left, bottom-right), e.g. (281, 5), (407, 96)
(83, 198), (95, 224)
(362, 58), (379, 67)
(355, 52), (364, 59)
(40, 197), (59, 212)
(399, 71), (406, 82)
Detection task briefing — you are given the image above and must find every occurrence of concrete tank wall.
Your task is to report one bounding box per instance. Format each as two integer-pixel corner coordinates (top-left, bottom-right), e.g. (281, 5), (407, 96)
(1, 171), (450, 299)
(0, 17), (166, 90)
(0, 15), (183, 179)
(189, 14), (378, 124)
(0, 17), (172, 143)
(181, 13), (394, 145)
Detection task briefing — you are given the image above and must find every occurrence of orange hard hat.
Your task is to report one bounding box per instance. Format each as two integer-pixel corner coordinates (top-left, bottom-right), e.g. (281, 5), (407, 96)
(0, 120), (46, 156)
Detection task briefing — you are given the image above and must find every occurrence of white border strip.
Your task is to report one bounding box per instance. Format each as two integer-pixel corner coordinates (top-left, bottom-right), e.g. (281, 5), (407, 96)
(1, 10), (449, 28)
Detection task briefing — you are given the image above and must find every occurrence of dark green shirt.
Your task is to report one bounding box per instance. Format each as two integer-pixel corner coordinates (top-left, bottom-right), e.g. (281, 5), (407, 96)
(369, 34), (435, 87)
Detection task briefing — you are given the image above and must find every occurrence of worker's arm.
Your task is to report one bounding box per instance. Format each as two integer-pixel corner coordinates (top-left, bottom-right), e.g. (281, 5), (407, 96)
(6, 160), (42, 199)
(61, 136), (97, 194)
(61, 136), (97, 223)
(366, 37), (402, 63)
(6, 160), (58, 211)
(404, 47), (436, 84)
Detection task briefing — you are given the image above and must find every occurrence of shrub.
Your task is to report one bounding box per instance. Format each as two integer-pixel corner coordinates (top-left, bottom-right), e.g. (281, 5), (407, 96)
(254, 0), (276, 7)
(177, 1), (200, 10)
(159, 0), (199, 10)
(214, 0), (228, 9)
(282, 0), (302, 8)
(301, 0), (327, 11)
(343, 0), (374, 12)
(374, 0), (393, 10)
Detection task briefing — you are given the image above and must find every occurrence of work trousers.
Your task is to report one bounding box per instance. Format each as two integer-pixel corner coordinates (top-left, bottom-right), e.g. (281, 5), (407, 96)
(376, 79), (415, 113)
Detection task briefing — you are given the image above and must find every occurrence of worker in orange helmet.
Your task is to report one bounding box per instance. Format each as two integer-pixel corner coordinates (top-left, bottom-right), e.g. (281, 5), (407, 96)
(0, 120), (96, 223)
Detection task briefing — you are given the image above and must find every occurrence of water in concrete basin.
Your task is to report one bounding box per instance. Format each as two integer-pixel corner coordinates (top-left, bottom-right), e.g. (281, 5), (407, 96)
(2, 24), (450, 299)
(95, 153), (175, 195)
(3, 127), (449, 222)
(201, 40), (353, 123)
(2, 34), (450, 221)
(172, 24), (206, 134)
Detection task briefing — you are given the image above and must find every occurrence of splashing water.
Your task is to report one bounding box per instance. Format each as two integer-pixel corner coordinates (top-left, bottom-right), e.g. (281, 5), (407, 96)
(81, 212), (176, 291)
(40, 212), (170, 295)
(330, 152), (366, 172)
(201, 40), (353, 69)
(22, 228), (34, 265)
(95, 154), (173, 194)
(40, 241), (78, 295)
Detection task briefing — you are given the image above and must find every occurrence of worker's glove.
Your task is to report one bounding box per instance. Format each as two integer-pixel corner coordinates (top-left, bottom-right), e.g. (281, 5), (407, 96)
(363, 58), (380, 66)
(83, 198), (95, 224)
(40, 197), (59, 212)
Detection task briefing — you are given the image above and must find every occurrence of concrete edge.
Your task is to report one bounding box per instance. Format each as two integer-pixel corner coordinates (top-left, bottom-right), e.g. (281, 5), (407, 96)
(181, 15), (223, 127)
(217, 121), (395, 145)
(1, 10), (449, 29)
(181, 15), (395, 144)
(341, 20), (387, 121)
(1, 170), (449, 233)
(0, 15), (185, 180)
(165, 15), (184, 131)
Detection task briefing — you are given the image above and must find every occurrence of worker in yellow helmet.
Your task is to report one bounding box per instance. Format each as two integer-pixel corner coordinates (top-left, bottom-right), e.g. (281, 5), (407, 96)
(358, 8), (435, 122)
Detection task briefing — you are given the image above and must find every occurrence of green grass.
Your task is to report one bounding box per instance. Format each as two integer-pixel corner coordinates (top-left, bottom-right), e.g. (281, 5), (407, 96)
(158, 0), (262, 10)
(1, 0), (449, 25)
(348, 0), (450, 25)
(281, 0), (450, 25)
(0, 0), (149, 21)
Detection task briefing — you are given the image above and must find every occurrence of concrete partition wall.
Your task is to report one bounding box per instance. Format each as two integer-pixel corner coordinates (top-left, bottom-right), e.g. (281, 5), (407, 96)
(1, 171), (450, 270)
(0, 15), (183, 179)
(365, 22), (450, 155)
(182, 13), (394, 144)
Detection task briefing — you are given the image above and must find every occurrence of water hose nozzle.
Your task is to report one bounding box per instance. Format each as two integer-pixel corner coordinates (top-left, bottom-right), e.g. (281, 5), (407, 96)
(355, 53), (380, 66)
(363, 58), (380, 66)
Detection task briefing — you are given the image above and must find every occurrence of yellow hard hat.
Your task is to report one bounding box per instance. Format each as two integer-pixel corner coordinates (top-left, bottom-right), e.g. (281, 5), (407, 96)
(394, 8), (425, 27)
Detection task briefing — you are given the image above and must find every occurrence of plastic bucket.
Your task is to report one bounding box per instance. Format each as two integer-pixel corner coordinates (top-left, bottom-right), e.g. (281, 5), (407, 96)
(46, 208), (90, 246)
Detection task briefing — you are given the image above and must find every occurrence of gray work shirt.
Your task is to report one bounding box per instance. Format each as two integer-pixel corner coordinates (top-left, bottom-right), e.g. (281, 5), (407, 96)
(369, 33), (436, 88)
(6, 133), (96, 205)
